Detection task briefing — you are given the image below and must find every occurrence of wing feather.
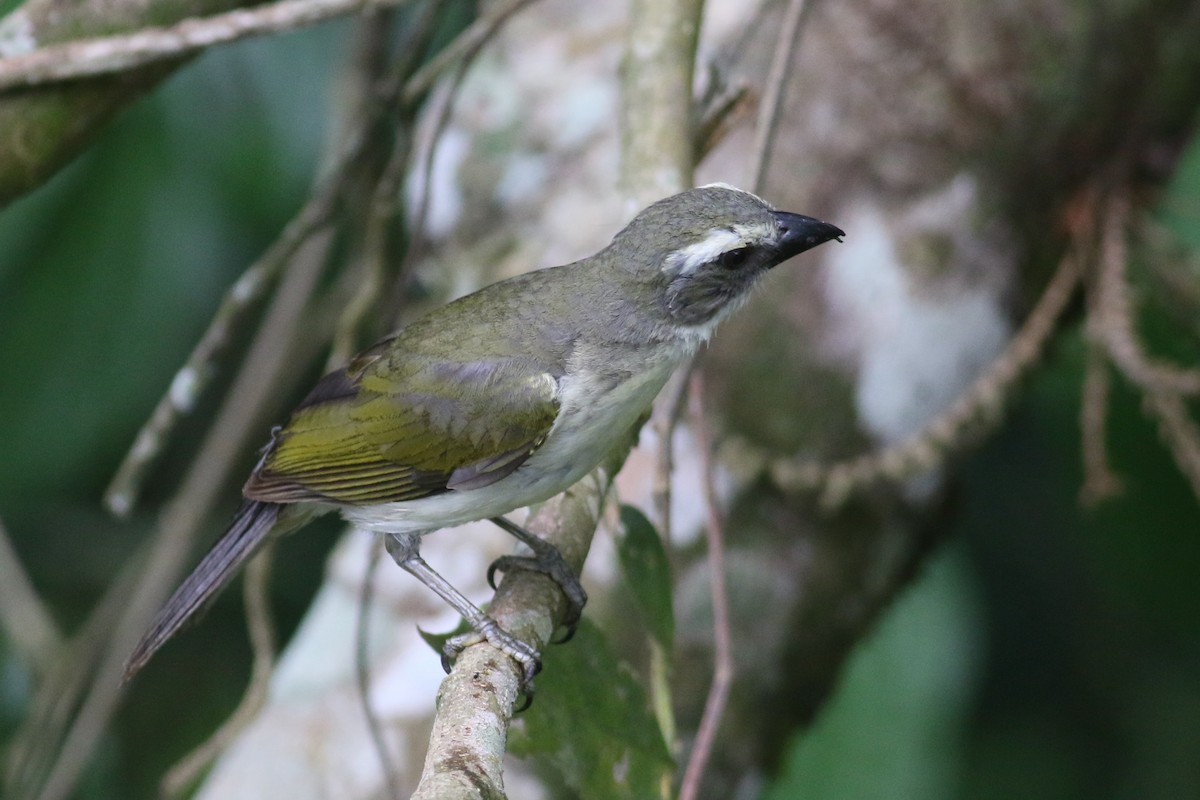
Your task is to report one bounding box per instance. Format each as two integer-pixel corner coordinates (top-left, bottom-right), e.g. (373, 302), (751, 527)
(244, 350), (560, 506)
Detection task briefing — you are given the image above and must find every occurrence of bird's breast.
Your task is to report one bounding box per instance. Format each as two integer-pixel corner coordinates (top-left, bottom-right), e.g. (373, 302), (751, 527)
(525, 341), (683, 480)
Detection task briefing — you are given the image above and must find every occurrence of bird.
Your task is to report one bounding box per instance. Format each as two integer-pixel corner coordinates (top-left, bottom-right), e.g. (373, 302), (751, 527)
(124, 183), (844, 691)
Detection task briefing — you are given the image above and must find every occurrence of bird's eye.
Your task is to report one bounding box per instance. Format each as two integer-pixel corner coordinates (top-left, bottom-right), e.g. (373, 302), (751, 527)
(716, 247), (751, 269)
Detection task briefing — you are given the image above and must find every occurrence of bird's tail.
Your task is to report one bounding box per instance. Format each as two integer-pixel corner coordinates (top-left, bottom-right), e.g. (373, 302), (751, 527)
(123, 500), (284, 681)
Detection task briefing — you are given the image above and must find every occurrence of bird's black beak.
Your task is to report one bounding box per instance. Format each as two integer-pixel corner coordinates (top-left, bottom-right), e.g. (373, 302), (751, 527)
(772, 211), (844, 262)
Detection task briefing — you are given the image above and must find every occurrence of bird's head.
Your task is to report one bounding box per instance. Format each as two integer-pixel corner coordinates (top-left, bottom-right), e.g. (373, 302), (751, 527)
(611, 183), (843, 330)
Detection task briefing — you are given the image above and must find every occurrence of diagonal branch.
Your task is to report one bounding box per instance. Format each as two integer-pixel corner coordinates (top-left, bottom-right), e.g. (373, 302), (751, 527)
(103, 188), (341, 517)
(158, 546), (279, 798)
(770, 203), (1093, 508)
(0, 0), (415, 91)
(400, 0), (538, 105)
(0, 515), (62, 674)
(750, 0), (811, 193)
(1143, 391), (1200, 502)
(30, 227), (336, 800)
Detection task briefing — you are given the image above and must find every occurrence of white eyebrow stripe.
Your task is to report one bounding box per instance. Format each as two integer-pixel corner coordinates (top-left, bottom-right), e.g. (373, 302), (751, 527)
(732, 221), (777, 241)
(664, 228), (744, 275)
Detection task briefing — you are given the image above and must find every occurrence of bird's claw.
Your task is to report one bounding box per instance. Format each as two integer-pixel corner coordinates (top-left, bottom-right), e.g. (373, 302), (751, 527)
(441, 618), (542, 709)
(486, 552), (587, 643)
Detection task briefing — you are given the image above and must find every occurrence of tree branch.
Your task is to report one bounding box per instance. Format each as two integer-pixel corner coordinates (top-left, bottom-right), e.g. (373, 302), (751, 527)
(1091, 195), (1200, 396)
(1143, 390), (1200, 502)
(1078, 340), (1124, 505)
(399, 0), (538, 105)
(618, 0), (702, 206)
(103, 187), (341, 517)
(29, 227), (334, 800)
(0, 0), (243, 206)
(1091, 190), (1200, 504)
(159, 546), (279, 798)
(0, 515), (61, 674)
(410, 462), (621, 800)
(678, 374), (734, 800)
(0, 0), (415, 92)
(750, 0), (810, 194)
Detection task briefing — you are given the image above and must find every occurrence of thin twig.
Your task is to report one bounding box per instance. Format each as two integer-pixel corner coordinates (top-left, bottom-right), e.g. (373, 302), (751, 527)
(679, 373), (734, 800)
(692, 60), (752, 162)
(1080, 209), (1126, 507)
(0, 0), (416, 92)
(1092, 196), (1200, 396)
(327, 8), (412, 367)
(159, 546), (279, 798)
(1143, 391), (1200, 502)
(1078, 341), (1123, 505)
(644, 365), (691, 787)
(104, 191), (340, 517)
(1089, 191), (1200, 504)
(355, 540), (403, 800)
(4, 556), (142, 800)
(750, 0), (809, 194)
(0, 515), (61, 672)
(649, 367), (693, 544)
(389, 37), (480, 322)
(400, 0), (539, 105)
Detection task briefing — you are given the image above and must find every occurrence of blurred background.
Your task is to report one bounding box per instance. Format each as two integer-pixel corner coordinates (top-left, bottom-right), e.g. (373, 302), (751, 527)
(2, 0), (1199, 798)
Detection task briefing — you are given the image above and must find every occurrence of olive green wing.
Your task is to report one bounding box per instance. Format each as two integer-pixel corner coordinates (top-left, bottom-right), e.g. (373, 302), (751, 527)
(243, 349), (560, 506)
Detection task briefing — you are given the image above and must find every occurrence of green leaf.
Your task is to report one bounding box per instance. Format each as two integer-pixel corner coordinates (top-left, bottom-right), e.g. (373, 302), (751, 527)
(615, 505), (675, 648)
(762, 547), (982, 800)
(510, 620), (673, 798)
(416, 618), (471, 657)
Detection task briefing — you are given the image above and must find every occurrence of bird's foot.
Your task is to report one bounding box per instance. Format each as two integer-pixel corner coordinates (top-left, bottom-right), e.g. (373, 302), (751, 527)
(442, 617), (542, 711)
(487, 550), (587, 643)
(385, 532), (541, 709)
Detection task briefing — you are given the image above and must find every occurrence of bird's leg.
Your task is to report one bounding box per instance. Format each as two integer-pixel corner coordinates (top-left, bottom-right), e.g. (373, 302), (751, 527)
(383, 533), (541, 692)
(487, 516), (588, 643)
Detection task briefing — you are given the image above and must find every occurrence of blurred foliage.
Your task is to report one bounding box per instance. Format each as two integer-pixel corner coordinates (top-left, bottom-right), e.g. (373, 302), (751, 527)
(510, 619), (674, 798)
(951, 323), (1200, 799)
(0, 23), (347, 796)
(763, 546), (982, 800)
(760, 131), (1200, 799)
(616, 504), (674, 649)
